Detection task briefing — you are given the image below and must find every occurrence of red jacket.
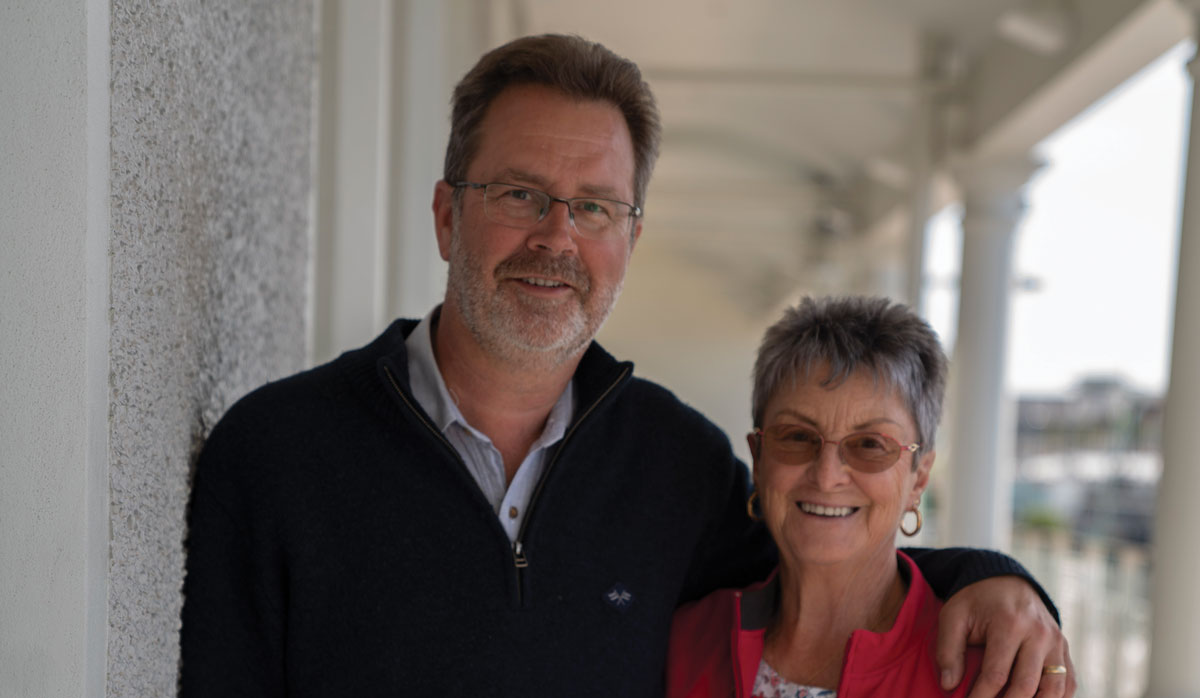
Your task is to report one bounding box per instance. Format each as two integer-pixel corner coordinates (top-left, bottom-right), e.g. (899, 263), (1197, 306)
(665, 551), (983, 697)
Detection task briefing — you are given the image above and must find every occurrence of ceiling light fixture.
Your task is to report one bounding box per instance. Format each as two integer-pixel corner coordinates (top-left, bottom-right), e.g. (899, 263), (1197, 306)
(997, 0), (1077, 56)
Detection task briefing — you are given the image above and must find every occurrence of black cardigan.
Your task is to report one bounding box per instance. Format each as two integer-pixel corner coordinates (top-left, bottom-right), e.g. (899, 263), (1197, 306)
(180, 318), (1051, 697)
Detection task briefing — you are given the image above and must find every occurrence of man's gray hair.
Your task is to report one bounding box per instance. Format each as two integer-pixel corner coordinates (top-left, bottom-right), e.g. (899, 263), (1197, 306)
(444, 34), (661, 211)
(751, 296), (948, 459)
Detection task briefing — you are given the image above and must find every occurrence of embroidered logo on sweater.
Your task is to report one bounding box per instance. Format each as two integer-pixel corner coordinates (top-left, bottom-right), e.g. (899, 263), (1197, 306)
(604, 583), (634, 611)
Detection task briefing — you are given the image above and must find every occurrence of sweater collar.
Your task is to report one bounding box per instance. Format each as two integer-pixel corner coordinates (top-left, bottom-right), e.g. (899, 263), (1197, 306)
(360, 307), (634, 423)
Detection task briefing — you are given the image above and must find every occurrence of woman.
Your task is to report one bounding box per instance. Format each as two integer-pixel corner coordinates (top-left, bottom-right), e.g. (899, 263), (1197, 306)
(666, 296), (982, 697)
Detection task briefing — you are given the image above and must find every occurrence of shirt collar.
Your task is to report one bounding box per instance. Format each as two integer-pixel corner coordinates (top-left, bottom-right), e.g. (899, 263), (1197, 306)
(405, 307), (574, 445)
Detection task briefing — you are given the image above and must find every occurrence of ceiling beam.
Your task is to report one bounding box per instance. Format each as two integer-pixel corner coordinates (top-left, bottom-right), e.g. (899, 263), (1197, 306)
(644, 66), (946, 92)
(966, 0), (1188, 158)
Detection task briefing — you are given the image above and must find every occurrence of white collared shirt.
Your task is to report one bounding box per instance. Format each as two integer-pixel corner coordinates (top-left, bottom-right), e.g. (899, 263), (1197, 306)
(405, 309), (574, 542)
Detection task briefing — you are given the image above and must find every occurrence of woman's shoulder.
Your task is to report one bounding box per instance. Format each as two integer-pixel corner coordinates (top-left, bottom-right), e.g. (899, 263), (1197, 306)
(908, 561), (985, 697)
(667, 584), (740, 668)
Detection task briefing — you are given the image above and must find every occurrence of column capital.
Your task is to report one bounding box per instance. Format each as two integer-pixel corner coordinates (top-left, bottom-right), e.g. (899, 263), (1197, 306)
(1188, 44), (1200, 82)
(1179, 0), (1200, 72)
(951, 152), (1046, 226)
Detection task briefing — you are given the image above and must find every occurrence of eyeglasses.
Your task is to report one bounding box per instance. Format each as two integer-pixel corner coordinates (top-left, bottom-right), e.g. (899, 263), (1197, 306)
(753, 425), (920, 474)
(454, 181), (641, 241)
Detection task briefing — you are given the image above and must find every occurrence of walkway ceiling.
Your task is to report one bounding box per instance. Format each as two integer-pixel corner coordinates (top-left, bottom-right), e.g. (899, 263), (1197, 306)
(483, 0), (1177, 314)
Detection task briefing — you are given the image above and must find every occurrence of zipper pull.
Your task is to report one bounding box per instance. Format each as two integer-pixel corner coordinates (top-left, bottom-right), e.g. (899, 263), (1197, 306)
(513, 541), (529, 568)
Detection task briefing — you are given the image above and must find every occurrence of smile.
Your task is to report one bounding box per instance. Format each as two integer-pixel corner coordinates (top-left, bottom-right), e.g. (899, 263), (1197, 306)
(520, 277), (567, 288)
(797, 502), (858, 518)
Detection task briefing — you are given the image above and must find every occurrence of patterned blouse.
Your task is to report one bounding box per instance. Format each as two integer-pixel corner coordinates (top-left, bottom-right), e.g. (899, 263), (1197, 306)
(751, 658), (837, 698)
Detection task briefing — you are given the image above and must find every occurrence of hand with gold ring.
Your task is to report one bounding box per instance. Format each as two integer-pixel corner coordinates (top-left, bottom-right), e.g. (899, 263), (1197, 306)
(1033, 646), (1075, 698)
(935, 576), (1076, 698)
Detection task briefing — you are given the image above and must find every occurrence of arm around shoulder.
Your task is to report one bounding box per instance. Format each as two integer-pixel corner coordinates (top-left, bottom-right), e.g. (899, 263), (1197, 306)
(902, 546), (1058, 623)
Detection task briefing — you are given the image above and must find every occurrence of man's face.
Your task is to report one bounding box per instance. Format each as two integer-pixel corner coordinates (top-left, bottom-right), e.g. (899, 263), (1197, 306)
(433, 84), (642, 368)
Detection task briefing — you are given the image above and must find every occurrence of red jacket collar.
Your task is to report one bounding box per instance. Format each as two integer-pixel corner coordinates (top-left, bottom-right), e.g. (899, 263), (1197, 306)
(732, 551), (938, 694)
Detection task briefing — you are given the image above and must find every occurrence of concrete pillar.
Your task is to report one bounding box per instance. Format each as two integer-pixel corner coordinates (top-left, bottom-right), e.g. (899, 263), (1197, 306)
(1145, 7), (1200, 695)
(1, 2), (109, 695)
(106, 2), (315, 693)
(5, 1), (315, 695)
(943, 154), (1042, 550)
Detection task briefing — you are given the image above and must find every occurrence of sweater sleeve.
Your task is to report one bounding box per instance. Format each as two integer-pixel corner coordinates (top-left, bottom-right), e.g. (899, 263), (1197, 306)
(179, 407), (287, 698)
(678, 449), (778, 605)
(901, 546), (1061, 625)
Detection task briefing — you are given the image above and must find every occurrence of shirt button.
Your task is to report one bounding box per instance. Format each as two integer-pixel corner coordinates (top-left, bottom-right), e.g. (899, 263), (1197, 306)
(508, 506), (519, 519)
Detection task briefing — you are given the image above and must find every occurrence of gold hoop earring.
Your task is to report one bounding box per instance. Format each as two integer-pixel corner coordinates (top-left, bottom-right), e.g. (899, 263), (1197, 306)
(900, 506), (923, 537)
(746, 491), (762, 522)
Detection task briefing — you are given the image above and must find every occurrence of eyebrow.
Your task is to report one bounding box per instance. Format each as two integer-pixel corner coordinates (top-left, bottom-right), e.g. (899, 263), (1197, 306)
(494, 168), (627, 201)
(771, 409), (903, 432)
(496, 168), (549, 189)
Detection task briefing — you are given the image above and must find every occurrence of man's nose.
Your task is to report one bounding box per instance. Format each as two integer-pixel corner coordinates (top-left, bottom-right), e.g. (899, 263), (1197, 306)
(527, 198), (579, 255)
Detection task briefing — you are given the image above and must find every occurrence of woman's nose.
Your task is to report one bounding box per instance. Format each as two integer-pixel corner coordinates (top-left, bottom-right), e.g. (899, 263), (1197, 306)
(808, 441), (852, 489)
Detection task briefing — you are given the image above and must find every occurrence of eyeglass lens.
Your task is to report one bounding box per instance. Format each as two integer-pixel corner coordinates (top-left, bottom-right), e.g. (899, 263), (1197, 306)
(761, 425), (904, 473)
(482, 184), (630, 238)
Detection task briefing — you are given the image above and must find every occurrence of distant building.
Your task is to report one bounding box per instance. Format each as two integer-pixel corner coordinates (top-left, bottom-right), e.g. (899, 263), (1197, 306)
(1014, 376), (1162, 543)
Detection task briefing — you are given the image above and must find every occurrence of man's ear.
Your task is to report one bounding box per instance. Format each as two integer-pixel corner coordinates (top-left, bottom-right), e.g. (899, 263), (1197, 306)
(432, 180), (456, 261)
(629, 218), (642, 252)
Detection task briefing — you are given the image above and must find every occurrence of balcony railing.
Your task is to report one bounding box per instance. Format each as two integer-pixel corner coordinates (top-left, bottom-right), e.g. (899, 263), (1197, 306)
(1011, 526), (1150, 698)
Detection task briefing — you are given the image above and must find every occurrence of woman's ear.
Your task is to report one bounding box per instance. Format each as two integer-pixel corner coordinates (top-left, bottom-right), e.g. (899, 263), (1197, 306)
(746, 432), (763, 486)
(912, 449), (934, 497)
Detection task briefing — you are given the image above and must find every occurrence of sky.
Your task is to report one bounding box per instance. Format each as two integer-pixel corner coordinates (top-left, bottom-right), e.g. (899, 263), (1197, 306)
(925, 40), (1193, 397)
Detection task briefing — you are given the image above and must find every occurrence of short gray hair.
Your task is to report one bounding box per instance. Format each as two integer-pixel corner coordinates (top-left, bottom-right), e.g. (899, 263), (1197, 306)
(751, 296), (948, 459)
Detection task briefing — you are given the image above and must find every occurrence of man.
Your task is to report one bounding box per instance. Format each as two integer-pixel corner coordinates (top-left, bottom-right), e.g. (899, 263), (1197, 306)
(181, 35), (1073, 697)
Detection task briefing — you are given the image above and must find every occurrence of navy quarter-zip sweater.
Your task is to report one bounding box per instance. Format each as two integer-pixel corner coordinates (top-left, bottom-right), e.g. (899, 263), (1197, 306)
(180, 318), (1050, 697)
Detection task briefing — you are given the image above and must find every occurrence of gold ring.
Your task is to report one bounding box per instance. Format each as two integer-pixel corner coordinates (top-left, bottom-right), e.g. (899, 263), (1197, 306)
(1042, 665), (1068, 675)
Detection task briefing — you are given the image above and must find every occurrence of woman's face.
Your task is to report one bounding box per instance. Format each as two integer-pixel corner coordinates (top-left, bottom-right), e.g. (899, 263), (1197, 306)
(749, 368), (933, 573)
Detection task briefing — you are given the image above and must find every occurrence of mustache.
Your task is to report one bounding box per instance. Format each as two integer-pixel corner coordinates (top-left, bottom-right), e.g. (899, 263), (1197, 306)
(494, 249), (590, 292)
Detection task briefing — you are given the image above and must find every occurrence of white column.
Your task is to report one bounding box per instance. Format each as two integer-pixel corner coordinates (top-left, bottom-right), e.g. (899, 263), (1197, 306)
(312, 0), (450, 363)
(1146, 9), (1200, 695)
(387, 0), (450, 321)
(905, 35), (948, 314)
(905, 79), (935, 312)
(943, 155), (1042, 550)
(313, 0), (392, 362)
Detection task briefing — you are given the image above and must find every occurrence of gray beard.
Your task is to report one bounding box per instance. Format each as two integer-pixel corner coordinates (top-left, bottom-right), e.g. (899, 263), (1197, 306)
(445, 219), (624, 370)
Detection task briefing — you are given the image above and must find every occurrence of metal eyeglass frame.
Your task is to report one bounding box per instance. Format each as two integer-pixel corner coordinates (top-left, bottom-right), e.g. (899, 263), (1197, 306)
(752, 426), (920, 473)
(453, 181), (642, 237)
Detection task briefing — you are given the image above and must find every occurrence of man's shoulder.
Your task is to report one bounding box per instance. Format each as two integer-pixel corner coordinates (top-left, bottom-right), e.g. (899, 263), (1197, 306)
(619, 373), (726, 435)
(209, 319), (416, 437)
(576, 341), (724, 433)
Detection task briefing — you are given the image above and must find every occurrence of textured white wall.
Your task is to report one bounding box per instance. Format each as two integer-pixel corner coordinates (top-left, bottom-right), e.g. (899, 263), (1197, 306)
(107, 0), (314, 694)
(0, 1), (106, 696)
